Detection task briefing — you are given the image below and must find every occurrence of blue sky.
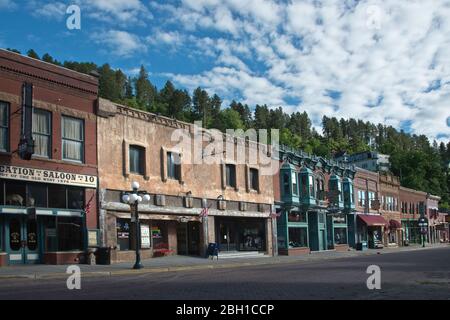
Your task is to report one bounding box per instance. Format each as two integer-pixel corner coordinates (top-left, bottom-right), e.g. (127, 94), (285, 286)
(0, 0), (449, 143)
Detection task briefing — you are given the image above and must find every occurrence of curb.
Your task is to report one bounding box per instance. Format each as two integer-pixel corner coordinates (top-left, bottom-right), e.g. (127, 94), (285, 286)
(0, 245), (448, 281)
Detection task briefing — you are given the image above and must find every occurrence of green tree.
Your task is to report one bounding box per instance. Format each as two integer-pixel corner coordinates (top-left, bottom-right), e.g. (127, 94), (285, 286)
(135, 65), (157, 111)
(26, 49), (40, 59)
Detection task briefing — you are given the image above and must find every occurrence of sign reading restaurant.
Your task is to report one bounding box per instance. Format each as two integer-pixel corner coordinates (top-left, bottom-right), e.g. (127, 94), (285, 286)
(0, 165), (97, 188)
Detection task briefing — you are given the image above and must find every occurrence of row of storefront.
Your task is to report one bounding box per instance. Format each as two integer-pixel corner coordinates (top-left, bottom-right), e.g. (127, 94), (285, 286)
(0, 49), (448, 267)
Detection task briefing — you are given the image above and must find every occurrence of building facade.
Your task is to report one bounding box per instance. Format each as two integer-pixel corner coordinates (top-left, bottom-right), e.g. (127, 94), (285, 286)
(274, 146), (355, 255)
(399, 186), (427, 245)
(426, 194), (448, 244)
(97, 99), (275, 262)
(353, 168), (384, 249)
(0, 50), (98, 266)
(336, 151), (390, 172)
(379, 173), (403, 247)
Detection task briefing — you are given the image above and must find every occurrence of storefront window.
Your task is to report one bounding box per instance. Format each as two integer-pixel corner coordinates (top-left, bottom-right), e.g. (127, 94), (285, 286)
(0, 180), (4, 205)
(288, 211), (307, 223)
(58, 217), (83, 251)
(5, 181), (26, 206)
(28, 183), (47, 207)
(288, 227), (308, 248)
(153, 222), (168, 250)
(48, 185), (67, 209)
(240, 223), (265, 251)
(116, 218), (131, 251)
(67, 187), (84, 210)
(42, 216), (57, 252)
(334, 227), (348, 245)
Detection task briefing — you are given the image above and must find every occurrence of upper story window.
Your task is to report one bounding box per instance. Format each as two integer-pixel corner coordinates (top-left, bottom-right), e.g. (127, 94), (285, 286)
(368, 192), (376, 207)
(167, 152), (181, 181)
(292, 172), (298, 195)
(315, 177), (325, 200)
(249, 168), (259, 191)
(32, 108), (51, 158)
(129, 145), (145, 175)
(225, 164), (236, 188)
(328, 176), (343, 204)
(62, 116), (84, 163)
(0, 101), (9, 152)
(283, 172), (290, 195)
(358, 190), (366, 207)
(343, 179), (354, 205)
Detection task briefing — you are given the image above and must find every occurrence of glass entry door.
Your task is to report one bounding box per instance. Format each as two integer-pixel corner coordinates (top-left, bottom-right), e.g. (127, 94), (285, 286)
(176, 222), (200, 256)
(6, 216), (40, 264)
(218, 221), (237, 252)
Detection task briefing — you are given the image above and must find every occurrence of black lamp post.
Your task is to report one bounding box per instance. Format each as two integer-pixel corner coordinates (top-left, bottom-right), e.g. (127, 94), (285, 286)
(122, 181), (151, 270)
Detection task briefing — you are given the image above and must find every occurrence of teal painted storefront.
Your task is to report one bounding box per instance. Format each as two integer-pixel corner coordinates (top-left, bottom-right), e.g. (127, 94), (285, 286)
(0, 206), (86, 265)
(276, 147), (356, 255)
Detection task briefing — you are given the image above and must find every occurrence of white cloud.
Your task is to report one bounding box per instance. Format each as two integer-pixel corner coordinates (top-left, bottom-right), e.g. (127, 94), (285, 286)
(78, 0), (153, 27)
(0, 0), (16, 10)
(31, 2), (67, 20)
(91, 30), (146, 57)
(152, 0), (450, 141)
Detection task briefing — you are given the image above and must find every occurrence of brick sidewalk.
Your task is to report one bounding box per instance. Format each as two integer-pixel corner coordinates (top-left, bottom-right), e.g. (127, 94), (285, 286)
(0, 243), (447, 280)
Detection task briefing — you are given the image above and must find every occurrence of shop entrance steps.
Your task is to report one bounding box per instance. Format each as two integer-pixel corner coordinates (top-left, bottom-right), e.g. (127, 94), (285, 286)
(218, 251), (268, 259)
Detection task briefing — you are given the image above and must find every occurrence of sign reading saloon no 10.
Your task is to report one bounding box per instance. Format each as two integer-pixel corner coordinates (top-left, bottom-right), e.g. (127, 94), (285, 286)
(0, 165), (97, 188)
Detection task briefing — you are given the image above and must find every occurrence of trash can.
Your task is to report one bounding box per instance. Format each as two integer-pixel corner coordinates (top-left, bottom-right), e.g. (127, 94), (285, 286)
(95, 247), (111, 265)
(206, 243), (219, 259)
(356, 241), (368, 251)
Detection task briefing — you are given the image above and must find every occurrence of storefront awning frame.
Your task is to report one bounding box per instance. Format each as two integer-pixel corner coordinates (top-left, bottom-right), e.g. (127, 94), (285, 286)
(0, 206), (84, 217)
(357, 214), (387, 227)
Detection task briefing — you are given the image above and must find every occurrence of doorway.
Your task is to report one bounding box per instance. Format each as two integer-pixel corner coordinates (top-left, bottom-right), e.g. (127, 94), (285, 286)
(176, 222), (200, 256)
(218, 221), (237, 252)
(6, 215), (40, 264)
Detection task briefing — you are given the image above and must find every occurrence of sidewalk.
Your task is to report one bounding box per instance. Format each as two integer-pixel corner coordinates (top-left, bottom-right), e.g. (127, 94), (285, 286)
(0, 243), (448, 280)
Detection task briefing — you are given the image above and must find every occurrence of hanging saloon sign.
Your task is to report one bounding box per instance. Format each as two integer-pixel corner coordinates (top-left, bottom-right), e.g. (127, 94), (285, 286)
(18, 82), (35, 160)
(0, 165), (97, 188)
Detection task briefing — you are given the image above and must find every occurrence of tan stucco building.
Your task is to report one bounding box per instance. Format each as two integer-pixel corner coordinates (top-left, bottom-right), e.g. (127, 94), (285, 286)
(97, 99), (275, 262)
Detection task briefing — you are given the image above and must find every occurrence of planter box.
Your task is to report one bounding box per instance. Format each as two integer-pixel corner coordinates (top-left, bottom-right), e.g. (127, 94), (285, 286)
(0, 252), (7, 267)
(279, 247), (311, 256)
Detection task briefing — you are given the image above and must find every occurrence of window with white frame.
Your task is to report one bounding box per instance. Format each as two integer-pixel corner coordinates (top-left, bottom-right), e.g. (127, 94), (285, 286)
(62, 116), (84, 162)
(33, 108), (51, 158)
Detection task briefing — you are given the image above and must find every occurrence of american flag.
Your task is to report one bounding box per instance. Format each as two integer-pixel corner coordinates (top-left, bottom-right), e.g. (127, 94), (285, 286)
(84, 193), (95, 215)
(199, 206), (209, 218)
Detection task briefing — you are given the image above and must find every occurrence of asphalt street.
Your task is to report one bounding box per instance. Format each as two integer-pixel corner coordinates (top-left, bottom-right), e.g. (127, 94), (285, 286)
(0, 247), (448, 300)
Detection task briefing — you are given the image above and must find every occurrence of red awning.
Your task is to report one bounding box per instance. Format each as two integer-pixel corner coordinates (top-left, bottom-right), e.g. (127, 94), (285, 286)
(358, 214), (387, 226)
(389, 219), (402, 229)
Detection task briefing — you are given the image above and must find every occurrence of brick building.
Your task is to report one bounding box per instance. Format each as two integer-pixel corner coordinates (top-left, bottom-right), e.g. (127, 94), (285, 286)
(97, 99), (275, 262)
(399, 186), (427, 244)
(379, 173), (402, 247)
(426, 194), (448, 243)
(352, 168), (384, 249)
(0, 50), (98, 266)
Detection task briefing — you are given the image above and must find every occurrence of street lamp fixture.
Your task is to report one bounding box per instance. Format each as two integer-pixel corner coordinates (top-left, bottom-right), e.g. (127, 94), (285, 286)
(122, 181), (151, 269)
